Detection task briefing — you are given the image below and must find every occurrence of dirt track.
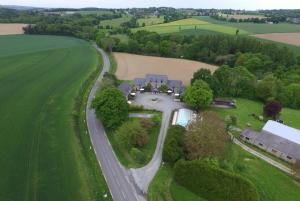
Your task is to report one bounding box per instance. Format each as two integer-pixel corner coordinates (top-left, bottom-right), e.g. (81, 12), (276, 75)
(114, 53), (217, 85)
(0, 24), (27, 35)
(254, 33), (300, 46)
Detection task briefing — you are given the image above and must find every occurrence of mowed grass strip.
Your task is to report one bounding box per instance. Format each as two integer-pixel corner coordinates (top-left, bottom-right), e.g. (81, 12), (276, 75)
(0, 35), (109, 201)
(133, 18), (248, 35)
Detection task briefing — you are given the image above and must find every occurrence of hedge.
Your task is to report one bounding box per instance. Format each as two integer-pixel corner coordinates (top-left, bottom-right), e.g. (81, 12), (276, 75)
(174, 160), (259, 201)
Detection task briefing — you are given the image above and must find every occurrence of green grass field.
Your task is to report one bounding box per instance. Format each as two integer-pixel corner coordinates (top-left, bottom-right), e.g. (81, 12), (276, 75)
(133, 18), (248, 35)
(211, 98), (300, 131)
(137, 16), (165, 26)
(0, 35), (111, 201)
(100, 15), (132, 28)
(195, 16), (300, 34)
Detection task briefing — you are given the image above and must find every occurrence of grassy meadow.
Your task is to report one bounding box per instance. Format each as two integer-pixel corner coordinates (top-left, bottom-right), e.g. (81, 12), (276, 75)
(137, 15), (164, 26)
(195, 16), (300, 34)
(0, 35), (111, 201)
(133, 18), (247, 35)
(100, 15), (132, 28)
(211, 98), (300, 131)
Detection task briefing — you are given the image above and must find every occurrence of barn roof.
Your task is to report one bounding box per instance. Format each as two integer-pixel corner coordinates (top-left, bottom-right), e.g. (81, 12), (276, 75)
(263, 120), (300, 145)
(118, 81), (131, 97)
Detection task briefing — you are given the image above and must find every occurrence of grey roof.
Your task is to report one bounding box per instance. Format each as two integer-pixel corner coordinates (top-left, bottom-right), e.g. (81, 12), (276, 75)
(167, 80), (184, 92)
(118, 82), (131, 97)
(241, 129), (300, 159)
(145, 74), (168, 83)
(134, 78), (146, 87)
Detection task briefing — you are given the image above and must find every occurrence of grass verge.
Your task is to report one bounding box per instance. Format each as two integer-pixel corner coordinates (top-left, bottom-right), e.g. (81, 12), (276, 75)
(72, 51), (112, 200)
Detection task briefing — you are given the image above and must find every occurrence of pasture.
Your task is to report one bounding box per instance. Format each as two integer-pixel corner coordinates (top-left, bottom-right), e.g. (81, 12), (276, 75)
(100, 15), (132, 28)
(114, 52), (217, 85)
(195, 16), (300, 34)
(133, 18), (247, 35)
(137, 15), (164, 26)
(0, 23), (27, 35)
(253, 33), (300, 46)
(219, 13), (266, 20)
(0, 35), (110, 201)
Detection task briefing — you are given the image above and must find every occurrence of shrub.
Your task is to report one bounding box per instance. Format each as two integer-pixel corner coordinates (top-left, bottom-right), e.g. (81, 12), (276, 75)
(263, 101), (282, 119)
(162, 125), (185, 164)
(174, 160), (259, 201)
(140, 118), (154, 130)
(130, 148), (146, 164)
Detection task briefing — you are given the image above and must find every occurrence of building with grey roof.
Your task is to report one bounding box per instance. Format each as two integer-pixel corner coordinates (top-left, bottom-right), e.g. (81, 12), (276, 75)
(133, 74), (184, 95)
(118, 81), (132, 98)
(241, 120), (300, 163)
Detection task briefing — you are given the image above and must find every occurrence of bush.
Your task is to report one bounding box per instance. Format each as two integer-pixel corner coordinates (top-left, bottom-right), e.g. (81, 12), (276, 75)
(115, 120), (149, 150)
(130, 148), (146, 164)
(174, 160), (259, 201)
(162, 125), (185, 164)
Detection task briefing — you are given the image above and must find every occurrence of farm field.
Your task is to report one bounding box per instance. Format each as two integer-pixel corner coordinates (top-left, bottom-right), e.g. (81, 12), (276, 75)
(137, 15), (164, 26)
(253, 33), (300, 46)
(100, 15), (132, 28)
(0, 23), (27, 35)
(0, 35), (110, 201)
(195, 16), (300, 34)
(133, 18), (248, 35)
(114, 52), (218, 85)
(219, 13), (266, 20)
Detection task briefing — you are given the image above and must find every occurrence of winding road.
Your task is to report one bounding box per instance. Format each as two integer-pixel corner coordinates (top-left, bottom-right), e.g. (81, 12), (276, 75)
(86, 45), (143, 201)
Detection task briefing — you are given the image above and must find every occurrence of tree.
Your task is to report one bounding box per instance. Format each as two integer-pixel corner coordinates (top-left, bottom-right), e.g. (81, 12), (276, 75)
(183, 80), (213, 110)
(263, 101), (282, 119)
(163, 125), (185, 164)
(184, 111), (229, 160)
(159, 84), (168, 93)
(278, 84), (300, 109)
(92, 87), (128, 130)
(115, 120), (148, 149)
(191, 69), (213, 86)
(256, 74), (282, 102)
(98, 37), (116, 52)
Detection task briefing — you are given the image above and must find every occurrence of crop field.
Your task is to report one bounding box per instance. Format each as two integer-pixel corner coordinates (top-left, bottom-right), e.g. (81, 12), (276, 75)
(114, 52), (217, 85)
(195, 16), (300, 34)
(0, 35), (110, 201)
(137, 15), (164, 26)
(0, 23), (27, 35)
(219, 13), (266, 20)
(100, 15), (132, 28)
(253, 33), (300, 46)
(133, 18), (248, 35)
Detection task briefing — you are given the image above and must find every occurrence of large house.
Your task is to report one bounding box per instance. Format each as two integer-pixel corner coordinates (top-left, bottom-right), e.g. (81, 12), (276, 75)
(134, 74), (184, 95)
(241, 120), (300, 163)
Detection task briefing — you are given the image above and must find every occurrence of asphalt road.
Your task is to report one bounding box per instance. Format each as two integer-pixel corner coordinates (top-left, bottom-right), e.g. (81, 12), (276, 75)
(86, 45), (143, 201)
(130, 94), (185, 193)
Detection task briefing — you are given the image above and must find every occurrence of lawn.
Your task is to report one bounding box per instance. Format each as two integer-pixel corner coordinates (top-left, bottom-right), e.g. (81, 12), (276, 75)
(137, 15), (165, 26)
(0, 35), (111, 201)
(133, 18), (248, 35)
(211, 98), (300, 131)
(107, 113), (162, 168)
(100, 15), (132, 28)
(195, 16), (300, 34)
(149, 144), (300, 201)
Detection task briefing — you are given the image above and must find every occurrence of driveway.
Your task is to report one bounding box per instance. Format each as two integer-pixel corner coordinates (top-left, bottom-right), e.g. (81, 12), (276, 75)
(130, 93), (186, 193)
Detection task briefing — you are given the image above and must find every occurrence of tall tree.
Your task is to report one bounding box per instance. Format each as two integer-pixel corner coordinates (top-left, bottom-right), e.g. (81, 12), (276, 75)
(184, 111), (229, 160)
(183, 80), (213, 110)
(92, 87), (129, 130)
